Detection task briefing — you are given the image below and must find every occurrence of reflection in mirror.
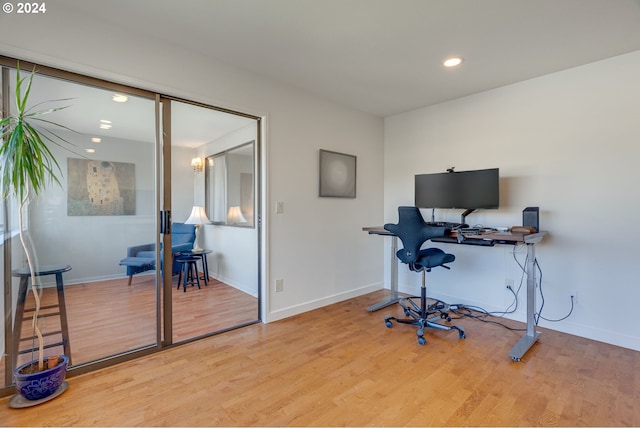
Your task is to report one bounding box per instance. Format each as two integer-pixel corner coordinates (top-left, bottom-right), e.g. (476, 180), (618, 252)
(205, 141), (255, 228)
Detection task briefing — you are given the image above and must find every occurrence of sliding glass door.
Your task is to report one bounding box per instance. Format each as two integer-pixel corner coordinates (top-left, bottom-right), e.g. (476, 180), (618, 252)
(1, 58), (262, 395)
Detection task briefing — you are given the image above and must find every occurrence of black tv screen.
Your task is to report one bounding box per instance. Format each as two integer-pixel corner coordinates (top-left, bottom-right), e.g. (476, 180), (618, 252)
(414, 168), (499, 210)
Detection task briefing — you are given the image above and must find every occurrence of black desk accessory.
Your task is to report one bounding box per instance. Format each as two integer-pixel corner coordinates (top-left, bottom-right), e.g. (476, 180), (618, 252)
(523, 206), (539, 232)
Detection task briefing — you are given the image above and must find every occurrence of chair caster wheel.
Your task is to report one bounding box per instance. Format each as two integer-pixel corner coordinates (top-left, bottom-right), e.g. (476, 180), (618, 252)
(512, 356), (521, 362)
(404, 309), (411, 316)
(418, 337), (426, 346)
(385, 321), (393, 328)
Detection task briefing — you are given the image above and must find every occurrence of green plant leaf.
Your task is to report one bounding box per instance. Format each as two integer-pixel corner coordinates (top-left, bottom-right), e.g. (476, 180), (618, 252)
(1, 64), (76, 201)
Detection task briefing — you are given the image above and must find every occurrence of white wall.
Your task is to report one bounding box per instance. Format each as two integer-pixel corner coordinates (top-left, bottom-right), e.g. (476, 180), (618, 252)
(172, 146), (198, 224)
(0, 6), (385, 321)
(384, 50), (640, 350)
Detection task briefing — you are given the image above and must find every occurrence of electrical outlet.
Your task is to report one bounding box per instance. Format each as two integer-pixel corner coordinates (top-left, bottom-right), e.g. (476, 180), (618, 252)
(504, 278), (515, 306)
(505, 278), (514, 291)
(570, 289), (577, 303)
(275, 279), (284, 292)
(276, 201), (284, 214)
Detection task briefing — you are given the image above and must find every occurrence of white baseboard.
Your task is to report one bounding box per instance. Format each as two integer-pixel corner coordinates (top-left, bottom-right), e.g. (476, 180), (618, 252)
(266, 282), (383, 323)
(210, 274), (258, 298)
(50, 273), (127, 287)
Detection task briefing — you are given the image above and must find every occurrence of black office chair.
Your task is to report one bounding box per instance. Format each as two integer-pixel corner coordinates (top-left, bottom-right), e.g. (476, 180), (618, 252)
(384, 206), (466, 345)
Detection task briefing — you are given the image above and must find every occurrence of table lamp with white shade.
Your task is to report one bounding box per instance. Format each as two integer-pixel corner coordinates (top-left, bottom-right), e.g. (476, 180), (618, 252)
(184, 205), (210, 251)
(227, 206), (247, 225)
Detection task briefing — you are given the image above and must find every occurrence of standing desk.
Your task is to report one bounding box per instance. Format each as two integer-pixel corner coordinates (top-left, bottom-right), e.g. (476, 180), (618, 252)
(363, 226), (548, 362)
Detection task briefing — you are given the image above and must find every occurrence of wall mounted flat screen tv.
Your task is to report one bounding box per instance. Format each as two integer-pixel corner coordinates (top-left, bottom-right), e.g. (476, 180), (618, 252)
(414, 168), (499, 210)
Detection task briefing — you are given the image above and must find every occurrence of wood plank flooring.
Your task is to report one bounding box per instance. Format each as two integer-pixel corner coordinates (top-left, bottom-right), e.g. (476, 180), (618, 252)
(2, 274), (258, 385)
(1, 289), (638, 426)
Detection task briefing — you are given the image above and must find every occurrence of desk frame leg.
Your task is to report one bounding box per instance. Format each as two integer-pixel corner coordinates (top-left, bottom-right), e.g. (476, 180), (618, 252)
(368, 236), (401, 312)
(509, 242), (541, 361)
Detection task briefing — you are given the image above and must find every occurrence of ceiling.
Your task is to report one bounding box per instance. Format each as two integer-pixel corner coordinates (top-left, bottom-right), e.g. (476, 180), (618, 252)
(57, 0), (640, 117)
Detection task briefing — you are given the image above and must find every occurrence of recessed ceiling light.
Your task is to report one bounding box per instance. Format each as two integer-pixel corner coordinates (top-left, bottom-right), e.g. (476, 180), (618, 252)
(112, 94), (128, 103)
(85, 148), (96, 153)
(100, 124), (112, 130)
(91, 137), (102, 143)
(100, 120), (112, 124)
(443, 57), (464, 68)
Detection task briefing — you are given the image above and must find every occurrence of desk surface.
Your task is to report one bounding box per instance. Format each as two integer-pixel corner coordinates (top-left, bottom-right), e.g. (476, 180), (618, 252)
(363, 226), (547, 244)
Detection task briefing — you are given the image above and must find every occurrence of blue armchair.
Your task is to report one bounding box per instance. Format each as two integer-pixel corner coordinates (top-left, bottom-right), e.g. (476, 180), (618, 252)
(120, 222), (196, 285)
(170, 222), (197, 254)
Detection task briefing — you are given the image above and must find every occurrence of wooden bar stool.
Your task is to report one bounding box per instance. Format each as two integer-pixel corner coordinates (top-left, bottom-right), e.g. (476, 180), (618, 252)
(11, 265), (72, 373)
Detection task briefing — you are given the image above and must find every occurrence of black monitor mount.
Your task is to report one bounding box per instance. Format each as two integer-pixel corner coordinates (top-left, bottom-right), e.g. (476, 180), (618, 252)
(460, 208), (475, 228)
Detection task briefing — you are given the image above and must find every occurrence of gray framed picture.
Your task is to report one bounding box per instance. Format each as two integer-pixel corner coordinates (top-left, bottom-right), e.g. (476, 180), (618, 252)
(319, 149), (356, 198)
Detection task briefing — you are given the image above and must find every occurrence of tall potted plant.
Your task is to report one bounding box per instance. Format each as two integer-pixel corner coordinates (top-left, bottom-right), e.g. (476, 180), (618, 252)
(1, 65), (74, 401)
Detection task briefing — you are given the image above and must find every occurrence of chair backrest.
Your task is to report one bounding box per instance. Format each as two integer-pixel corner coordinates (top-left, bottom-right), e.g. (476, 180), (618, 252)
(172, 222), (196, 245)
(384, 206), (448, 264)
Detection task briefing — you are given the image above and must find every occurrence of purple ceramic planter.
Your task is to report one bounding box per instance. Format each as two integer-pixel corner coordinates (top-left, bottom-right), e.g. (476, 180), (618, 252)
(14, 355), (69, 400)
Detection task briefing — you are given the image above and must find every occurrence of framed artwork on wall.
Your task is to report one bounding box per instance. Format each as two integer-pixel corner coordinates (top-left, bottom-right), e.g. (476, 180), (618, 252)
(319, 149), (357, 198)
(67, 158), (136, 216)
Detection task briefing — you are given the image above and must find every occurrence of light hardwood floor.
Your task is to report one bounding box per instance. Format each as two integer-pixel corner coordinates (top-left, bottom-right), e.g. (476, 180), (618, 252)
(2, 274), (258, 386)
(1, 289), (638, 426)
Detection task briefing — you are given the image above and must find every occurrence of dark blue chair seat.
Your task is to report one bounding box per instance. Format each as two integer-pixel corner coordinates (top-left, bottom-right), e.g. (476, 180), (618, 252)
(119, 256), (155, 268)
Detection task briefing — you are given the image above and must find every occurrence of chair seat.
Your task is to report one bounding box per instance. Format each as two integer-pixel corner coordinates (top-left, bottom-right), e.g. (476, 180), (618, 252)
(119, 256), (155, 268)
(415, 248), (455, 270)
(397, 247), (455, 271)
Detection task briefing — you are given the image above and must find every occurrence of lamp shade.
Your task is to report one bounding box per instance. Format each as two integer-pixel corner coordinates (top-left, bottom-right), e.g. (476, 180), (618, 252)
(191, 157), (203, 173)
(185, 206), (210, 225)
(227, 206), (247, 225)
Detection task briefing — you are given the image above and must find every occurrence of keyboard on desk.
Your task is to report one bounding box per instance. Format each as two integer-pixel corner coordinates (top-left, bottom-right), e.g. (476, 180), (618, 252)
(426, 221), (466, 229)
(431, 236), (496, 246)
